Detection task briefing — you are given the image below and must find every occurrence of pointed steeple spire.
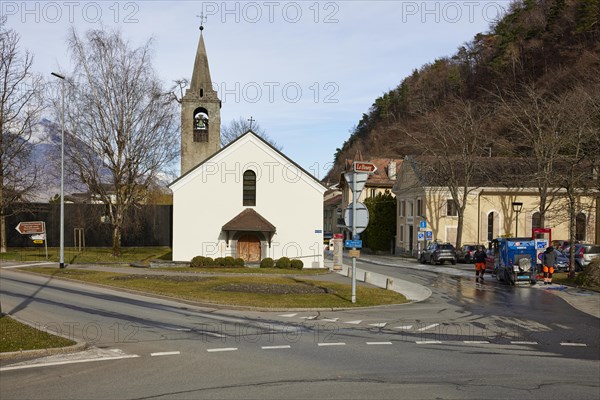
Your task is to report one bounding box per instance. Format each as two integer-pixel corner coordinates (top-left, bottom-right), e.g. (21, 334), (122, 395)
(190, 31), (214, 92)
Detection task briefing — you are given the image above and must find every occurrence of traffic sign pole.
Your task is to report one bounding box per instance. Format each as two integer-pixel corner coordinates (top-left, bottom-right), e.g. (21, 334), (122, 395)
(351, 170), (357, 304)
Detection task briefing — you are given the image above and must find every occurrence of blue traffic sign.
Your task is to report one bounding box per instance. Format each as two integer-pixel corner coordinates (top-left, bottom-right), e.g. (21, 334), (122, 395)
(345, 240), (363, 249)
(419, 221), (427, 229)
(425, 231), (433, 240)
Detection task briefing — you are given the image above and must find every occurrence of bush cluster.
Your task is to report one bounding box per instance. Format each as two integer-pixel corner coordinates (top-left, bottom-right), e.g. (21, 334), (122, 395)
(190, 255), (245, 268)
(290, 259), (304, 270)
(574, 261), (600, 288)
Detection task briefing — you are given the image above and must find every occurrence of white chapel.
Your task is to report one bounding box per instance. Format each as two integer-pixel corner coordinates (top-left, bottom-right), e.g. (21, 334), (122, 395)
(169, 27), (326, 268)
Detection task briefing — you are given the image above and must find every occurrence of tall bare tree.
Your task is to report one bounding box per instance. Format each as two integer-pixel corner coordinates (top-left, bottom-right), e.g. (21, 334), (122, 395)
(495, 84), (573, 228)
(404, 98), (491, 248)
(0, 18), (44, 252)
(59, 28), (178, 256)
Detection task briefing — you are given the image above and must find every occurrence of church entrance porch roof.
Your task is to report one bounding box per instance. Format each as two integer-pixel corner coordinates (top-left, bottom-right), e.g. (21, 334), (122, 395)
(222, 208), (276, 233)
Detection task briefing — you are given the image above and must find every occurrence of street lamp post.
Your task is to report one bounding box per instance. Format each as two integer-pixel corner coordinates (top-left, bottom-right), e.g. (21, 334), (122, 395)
(51, 72), (65, 268)
(512, 201), (523, 238)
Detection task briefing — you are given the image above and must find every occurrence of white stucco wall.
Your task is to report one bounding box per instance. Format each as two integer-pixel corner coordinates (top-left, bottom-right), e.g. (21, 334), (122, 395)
(170, 133), (326, 268)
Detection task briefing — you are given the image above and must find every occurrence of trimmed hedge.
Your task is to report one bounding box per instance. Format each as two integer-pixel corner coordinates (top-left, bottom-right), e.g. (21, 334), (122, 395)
(275, 257), (291, 269)
(190, 256), (214, 267)
(290, 259), (304, 270)
(260, 257), (274, 268)
(234, 258), (245, 266)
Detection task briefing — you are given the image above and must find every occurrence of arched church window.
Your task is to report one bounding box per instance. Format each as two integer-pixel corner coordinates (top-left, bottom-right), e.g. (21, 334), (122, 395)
(532, 212), (541, 230)
(193, 108), (209, 142)
(243, 170), (256, 206)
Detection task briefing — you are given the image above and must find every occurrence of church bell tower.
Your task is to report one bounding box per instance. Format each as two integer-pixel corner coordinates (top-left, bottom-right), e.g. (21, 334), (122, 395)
(180, 24), (221, 175)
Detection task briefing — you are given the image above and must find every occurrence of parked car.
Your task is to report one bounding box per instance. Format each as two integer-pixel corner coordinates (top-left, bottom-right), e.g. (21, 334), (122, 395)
(572, 244), (600, 271)
(419, 242), (457, 265)
(553, 249), (570, 272)
(457, 244), (478, 263)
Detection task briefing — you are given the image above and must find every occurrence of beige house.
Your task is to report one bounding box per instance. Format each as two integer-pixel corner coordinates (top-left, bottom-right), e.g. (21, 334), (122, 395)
(323, 185), (343, 241)
(393, 156), (598, 255)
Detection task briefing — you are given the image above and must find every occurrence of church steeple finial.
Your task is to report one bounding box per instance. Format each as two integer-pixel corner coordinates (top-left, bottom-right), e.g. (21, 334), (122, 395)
(197, 12), (207, 31)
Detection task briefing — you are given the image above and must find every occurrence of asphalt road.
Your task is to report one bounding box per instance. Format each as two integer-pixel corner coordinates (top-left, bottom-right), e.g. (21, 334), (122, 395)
(0, 261), (599, 400)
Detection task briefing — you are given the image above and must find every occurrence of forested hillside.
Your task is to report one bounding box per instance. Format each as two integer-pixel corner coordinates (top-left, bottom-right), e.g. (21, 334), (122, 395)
(325, 0), (600, 183)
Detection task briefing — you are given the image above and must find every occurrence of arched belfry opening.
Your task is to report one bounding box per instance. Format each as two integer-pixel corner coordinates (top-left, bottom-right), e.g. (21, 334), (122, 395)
(193, 107), (209, 142)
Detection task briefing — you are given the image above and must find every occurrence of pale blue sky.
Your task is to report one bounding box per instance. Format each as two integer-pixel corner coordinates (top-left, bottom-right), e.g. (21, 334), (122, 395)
(4, 1), (509, 180)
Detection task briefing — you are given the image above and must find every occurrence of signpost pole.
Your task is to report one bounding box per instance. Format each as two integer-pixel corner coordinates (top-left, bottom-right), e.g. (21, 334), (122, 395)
(43, 222), (48, 260)
(351, 170), (357, 304)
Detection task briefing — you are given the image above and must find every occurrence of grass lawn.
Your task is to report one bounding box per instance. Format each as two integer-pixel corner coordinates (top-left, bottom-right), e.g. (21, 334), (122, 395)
(1, 247), (172, 264)
(24, 267), (408, 308)
(0, 315), (76, 353)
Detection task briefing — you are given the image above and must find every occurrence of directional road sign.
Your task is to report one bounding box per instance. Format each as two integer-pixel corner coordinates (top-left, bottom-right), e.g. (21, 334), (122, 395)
(353, 161), (378, 173)
(15, 221), (45, 235)
(343, 202), (369, 234)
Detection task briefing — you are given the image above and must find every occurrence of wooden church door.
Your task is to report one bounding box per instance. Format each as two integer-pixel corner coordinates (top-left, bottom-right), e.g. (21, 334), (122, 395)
(237, 235), (261, 262)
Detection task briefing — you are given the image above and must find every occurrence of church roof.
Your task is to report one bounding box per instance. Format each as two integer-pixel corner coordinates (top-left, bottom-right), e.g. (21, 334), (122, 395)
(222, 208), (276, 233)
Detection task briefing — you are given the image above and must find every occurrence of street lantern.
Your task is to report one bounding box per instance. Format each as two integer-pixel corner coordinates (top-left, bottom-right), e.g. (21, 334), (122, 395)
(51, 72), (65, 268)
(512, 201), (523, 238)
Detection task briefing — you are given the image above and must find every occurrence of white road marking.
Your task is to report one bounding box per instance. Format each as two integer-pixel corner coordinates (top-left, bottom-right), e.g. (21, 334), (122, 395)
(416, 340), (442, 344)
(159, 326), (192, 332)
(418, 323), (439, 332)
(150, 351), (180, 357)
(300, 316), (317, 320)
(368, 323), (387, 328)
(560, 342), (587, 347)
(261, 345), (291, 350)
(207, 348), (238, 353)
(321, 318), (339, 322)
(511, 341), (538, 345)
(317, 342), (346, 347)
(554, 323), (572, 330)
(343, 320), (362, 325)
(1, 262), (56, 269)
(394, 325), (413, 330)
(278, 313), (298, 318)
(0, 353), (139, 372)
(463, 341), (490, 344)
(366, 341), (393, 345)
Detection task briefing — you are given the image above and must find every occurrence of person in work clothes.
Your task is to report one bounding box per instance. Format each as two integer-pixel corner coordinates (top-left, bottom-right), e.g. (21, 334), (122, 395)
(542, 246), (557, 285)
(473, 245), (487, 283)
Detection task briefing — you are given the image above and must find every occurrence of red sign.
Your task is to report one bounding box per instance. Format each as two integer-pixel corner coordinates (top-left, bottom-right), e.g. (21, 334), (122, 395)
(15, 221), (45, 235)
(353, 161), (377, 173)
(333, 233), (344, 239)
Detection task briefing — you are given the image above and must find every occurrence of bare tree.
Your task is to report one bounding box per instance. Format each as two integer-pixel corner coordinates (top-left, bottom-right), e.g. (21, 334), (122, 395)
(221, 116), (281, 150)
(495, 83), (572, 228)
(0, 18), (44, 252)
(59, 28), (178, 256)
(404, 98), (491, 248)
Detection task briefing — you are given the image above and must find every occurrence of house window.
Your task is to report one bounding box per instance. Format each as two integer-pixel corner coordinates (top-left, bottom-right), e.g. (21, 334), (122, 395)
(399, 225), (404, 242)
(399, 200), (406, 217)
(416, 198), (422, 217)
(408, 201), (414, 217)
(576, 212), (586, 241)
(370, 188), (376, 198)
(242, 170), (256, 206)
(446, 199), (458, 217)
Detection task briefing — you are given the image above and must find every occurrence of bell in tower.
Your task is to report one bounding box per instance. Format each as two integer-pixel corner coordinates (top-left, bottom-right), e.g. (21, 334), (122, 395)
(180, 23), (221, 175)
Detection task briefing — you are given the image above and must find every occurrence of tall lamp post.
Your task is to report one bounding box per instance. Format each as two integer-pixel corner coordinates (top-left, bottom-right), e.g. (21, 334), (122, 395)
(51, 72), (65, 268)
(512, 201), (523, 238)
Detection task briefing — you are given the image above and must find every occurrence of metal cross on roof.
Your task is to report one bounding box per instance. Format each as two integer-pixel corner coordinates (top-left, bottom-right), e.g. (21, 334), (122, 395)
(196, 13), (207, 31)
(248, 116), (255, 130)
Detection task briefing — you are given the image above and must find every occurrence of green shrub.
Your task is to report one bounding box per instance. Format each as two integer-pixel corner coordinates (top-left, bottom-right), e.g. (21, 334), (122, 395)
(234, 258), (245, 266)
(190, 256), (206, 268)
(214, 257), (225, 266)
(290, 259), (304, 270)
(275, 257), (291, 269)
(574, 261), (600, 288)
(223, 256), (236, 267)
(260, 257), (274, 268)
(203, 257), (214, 266)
